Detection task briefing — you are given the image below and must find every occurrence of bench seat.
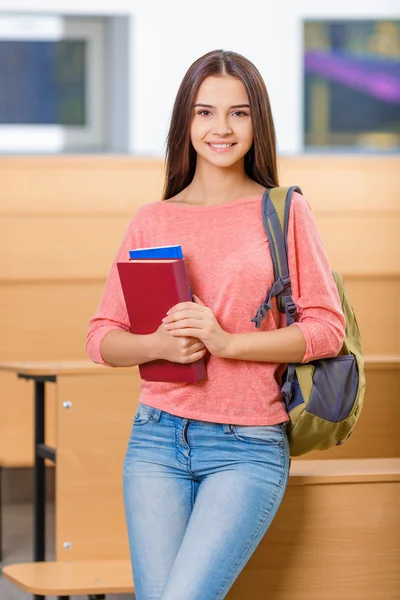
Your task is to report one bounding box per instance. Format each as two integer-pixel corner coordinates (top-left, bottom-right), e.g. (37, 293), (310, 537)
(2, 560), (134, 596)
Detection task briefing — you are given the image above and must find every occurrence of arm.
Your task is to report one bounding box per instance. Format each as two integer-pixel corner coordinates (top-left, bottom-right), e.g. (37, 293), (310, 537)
(85, 214), (140, 366)
(99, 329), (160, 367)
(226, 192), (345, 363)
(164, 297), (306, 363)
(163, 193), (345, 364)
(86, 210), (206, 367)
(224, 325), (306, 363)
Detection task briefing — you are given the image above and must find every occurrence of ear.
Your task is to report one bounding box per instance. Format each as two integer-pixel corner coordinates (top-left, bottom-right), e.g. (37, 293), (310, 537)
(192, 294), (205, 306)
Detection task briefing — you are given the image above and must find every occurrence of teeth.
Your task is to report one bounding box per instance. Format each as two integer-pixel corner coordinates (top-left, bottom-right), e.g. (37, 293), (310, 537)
(209, 143), (233, 148)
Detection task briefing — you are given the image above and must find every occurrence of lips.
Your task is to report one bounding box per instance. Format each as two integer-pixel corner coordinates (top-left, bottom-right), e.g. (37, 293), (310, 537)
(206, 142), (237, 153)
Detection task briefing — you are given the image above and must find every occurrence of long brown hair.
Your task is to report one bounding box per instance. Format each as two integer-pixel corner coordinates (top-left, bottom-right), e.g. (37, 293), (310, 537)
(162, 49), (279, 200)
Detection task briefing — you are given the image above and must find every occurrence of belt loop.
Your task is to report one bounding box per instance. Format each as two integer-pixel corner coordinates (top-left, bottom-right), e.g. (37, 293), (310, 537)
(150, 408), (161, 422)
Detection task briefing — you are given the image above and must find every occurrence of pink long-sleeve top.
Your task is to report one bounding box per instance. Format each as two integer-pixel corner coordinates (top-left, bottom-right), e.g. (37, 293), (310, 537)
(86, 192), (345, 426)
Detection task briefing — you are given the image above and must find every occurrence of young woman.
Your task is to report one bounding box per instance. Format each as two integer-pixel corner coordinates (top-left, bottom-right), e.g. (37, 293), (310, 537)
(86, 49), (345, 600)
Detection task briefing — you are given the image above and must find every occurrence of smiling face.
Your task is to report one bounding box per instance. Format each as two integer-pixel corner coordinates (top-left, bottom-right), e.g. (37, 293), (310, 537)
(190, 75), (254, 168)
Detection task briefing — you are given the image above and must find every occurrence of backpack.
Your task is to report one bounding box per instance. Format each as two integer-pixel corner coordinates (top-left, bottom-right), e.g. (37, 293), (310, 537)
(251, 186), (365, 456)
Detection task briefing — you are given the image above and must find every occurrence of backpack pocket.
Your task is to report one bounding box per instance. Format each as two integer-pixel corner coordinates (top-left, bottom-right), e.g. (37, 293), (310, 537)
(303, 355), (359, 422)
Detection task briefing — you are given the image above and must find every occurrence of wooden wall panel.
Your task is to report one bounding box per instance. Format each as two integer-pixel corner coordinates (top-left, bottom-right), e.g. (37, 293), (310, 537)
(228, 481), (400, 600)
(279, 155), (400, 212)
(315, 214), (399, 275)
(1, 214), (399, 281)
(0, 157), (165, 215)
(0, 283), (100, 360)
(0, 372), (55, 466)
(344, 277), (399, 355)
(56, 372), (141, 560)
(0, 277), (397, 361)
(0, 217), (129, 281)
(1, 360), (398, 468)
(0, 278), (397, 364)
(1, 155), (399, 213)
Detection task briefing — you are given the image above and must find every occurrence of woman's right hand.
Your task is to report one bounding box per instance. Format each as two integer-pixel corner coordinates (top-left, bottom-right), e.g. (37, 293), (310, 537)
(153, 323), (207, 364)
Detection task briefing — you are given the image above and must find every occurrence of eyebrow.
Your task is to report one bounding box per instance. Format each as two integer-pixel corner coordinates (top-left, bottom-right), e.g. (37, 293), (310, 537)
(193, 103), (250, 109)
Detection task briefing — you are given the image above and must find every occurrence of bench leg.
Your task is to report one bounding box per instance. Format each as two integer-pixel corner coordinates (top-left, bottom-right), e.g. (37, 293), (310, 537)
(34, 380), (46, 600)
(34, 380), (46, 563)
(88, 596), (105, 599)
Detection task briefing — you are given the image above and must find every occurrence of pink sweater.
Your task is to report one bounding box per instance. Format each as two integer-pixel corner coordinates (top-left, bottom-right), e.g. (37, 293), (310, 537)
(86, 193), (345, 426)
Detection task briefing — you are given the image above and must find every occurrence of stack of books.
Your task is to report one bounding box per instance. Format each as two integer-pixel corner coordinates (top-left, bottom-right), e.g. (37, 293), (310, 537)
(117, 245), (207, 383)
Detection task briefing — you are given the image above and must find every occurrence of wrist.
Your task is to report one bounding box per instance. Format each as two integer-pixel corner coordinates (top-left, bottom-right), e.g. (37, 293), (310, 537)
(221, 332), (237, 359)
(147, 331), (163, 361)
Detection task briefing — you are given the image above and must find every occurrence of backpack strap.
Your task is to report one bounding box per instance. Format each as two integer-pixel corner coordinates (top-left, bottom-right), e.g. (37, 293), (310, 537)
(251, 185), (303, 403)
(251, 186), (302, 330)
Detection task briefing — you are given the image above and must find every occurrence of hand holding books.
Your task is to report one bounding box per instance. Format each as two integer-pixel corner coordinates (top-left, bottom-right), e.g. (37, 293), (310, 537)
(117, 245), (207, 383)
(162, 294), (231, 359)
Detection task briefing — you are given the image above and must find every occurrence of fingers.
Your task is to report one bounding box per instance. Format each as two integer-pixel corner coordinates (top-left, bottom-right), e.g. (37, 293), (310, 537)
(166, 302), (198, 315)
(169, 328), (202, 338)
(163, 310), (204, 324)
(185, 347), (207, 363)
(189, 340), (205, 352)
(164, 318), (201, 332)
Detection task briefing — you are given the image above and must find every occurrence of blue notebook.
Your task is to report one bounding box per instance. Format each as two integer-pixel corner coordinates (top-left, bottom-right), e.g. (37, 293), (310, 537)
(129, 245), (184, 260)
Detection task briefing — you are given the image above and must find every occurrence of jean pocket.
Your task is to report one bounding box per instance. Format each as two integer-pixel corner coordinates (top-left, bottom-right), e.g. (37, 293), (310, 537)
(231, 423), (286, 445)
(133, 403), (153, 426)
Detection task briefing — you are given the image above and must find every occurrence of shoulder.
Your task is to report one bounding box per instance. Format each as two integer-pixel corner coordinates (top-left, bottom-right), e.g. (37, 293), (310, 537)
(290, 190), (312, 213)
(288, 190), (316, 225)
(126, 199), (166, 226)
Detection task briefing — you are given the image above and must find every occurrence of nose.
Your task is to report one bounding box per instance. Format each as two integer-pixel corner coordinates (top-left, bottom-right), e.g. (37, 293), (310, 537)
(213, 115), (233, 137)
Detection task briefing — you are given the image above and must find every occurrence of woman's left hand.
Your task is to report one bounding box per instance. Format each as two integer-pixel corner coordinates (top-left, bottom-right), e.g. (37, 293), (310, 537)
(162, 295), (231, 358)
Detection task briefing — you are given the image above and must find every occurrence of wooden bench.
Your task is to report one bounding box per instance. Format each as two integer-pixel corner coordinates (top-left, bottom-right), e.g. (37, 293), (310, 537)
(2, 458), (399, 600)
(0, 361), (140, 566)
(2, 560), (133, 598)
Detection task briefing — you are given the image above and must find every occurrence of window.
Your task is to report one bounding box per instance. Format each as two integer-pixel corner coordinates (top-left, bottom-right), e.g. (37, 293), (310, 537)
(304, 20), (400, 152)
(0, 15), (106, 152)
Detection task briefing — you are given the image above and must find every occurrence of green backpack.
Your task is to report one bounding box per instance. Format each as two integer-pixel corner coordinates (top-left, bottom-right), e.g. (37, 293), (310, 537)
(251, 187), (366, 456)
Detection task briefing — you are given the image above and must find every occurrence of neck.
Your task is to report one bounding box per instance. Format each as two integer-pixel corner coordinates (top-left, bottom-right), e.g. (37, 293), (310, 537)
(186, 157), (252, 206)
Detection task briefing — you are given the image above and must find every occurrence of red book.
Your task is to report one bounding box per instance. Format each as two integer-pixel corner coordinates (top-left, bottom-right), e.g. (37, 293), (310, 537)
(117, 259), (207, 383)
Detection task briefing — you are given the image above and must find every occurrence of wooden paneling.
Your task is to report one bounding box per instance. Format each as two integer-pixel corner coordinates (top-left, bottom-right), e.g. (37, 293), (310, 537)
(1, 214), (399, 281)
(0, 157), (165, 215)
(0, 279), (398, 362)
(0, 282), (102, 360)
(0, 372), (56, 466)
(228, 481), (400, 600)
(344, 276), (400, 355)
(55, 371), (141, 561)
(0, 217), (129, 281)
(1, 155), (399, 213)
(1, 359), (398, 468)
(315, 215), (399, 275)
(0, 155), (398, 471)
(279, 155), (400, 212)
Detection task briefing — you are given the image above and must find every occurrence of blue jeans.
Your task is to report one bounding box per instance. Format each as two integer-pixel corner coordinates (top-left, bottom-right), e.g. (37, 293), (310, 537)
(123, 403), (290, 600)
